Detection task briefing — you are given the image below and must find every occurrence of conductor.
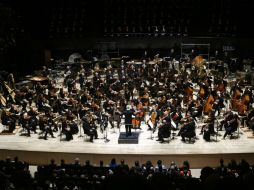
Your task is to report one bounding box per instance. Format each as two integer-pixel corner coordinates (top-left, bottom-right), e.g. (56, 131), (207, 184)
(123, 105), (135, 136)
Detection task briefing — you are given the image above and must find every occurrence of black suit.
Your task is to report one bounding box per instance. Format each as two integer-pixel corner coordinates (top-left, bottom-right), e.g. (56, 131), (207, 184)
(123, 109), (135, 136)
(82, 117), (98, 142)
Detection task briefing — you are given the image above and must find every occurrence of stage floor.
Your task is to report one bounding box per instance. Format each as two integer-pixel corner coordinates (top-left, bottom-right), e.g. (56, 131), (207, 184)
(1, 121), (254, 168)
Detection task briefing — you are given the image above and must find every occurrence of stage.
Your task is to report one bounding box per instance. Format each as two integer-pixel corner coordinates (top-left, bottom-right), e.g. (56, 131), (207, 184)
(1, 121), (254, 168)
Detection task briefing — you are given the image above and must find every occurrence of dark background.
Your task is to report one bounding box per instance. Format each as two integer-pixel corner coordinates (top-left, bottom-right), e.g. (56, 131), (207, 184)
(0, 0), (254, 77)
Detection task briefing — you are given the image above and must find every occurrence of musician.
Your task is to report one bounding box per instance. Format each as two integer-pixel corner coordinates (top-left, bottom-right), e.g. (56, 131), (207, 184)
(200, 112), (216, 141)
(1, 109), (16, 133)
(123, 105), (135, 136)
(218, 110), (234, 131)
(190, 100), (203, 122)
(213, 92), (225, 116)
(156, 119), (171, 143)
(61, 119), (73, 141)
(43, 116), (56, 140)
(82, 114), (98, 142)
(78, 73), (85, 90)
(246, 109), (254, 132)
(170, 107), (183, 129)
(19, 112), (31, 137)
(109, 105), (122, 129)
(178, 117), (196, 142)
(66, 110), (76, 121)
(27, 107), (38, 134)
(223, 114), (239, 139)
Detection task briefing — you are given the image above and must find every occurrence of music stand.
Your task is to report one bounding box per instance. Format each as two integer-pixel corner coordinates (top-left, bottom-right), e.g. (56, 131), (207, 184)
(103, 125), (110, 143)
(77, 114), (83, 138)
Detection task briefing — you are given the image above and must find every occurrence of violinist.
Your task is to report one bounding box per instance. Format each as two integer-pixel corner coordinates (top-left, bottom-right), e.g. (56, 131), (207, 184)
(190, 100), (203, 122)
(112, 105), (122, 129)
(27, 107), (38, 134)
(178, 116), (196, 142)
(1, 109), (16, 133)
(223, 114), (239, 139)
(43, 116), (56, 140)
(61, 118), (73, 141)
(82, 113), (98, 142)
(156, 119), (171, 143)
(20, 112), (32, 137)
(200, 111), (216, 141)
(170, 107), (183, 129)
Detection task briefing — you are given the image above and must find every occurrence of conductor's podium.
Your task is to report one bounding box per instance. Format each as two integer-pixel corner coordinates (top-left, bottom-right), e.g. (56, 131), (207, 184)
(118, 132), (140, 144)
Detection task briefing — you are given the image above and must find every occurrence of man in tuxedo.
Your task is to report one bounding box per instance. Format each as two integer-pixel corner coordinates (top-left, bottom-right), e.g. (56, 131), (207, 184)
(123, 105), (135, 136)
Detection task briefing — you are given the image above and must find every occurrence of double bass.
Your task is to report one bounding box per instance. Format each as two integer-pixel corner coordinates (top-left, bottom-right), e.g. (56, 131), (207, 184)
(132, 102), (144, 129)
(231, 88), (241, 111)
(238, 93), (250, 115)
(203, 94), (215, 115)
(183, 84), (193, 104)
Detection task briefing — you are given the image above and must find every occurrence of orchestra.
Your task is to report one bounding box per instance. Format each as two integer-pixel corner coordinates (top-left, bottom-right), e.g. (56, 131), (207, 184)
(0, 53), (253, 144)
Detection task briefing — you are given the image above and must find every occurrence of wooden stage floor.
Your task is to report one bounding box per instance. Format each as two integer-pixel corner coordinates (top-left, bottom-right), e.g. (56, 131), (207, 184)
(1, 121), (254, 168)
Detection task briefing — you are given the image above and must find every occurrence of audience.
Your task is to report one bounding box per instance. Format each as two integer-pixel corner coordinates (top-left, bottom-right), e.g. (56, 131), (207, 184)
(1, 156), (254, 189)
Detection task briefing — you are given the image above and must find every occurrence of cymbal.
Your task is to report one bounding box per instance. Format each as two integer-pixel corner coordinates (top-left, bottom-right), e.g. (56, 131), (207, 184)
(29, 76), (48, 82)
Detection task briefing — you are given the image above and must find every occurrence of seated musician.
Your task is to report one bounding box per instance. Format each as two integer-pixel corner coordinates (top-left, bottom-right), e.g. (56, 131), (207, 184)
(43, 116), (56, 140)
(82, 114), (98, 142)
(213, 92), (225, 116)
(218, 110), (234, 131)
(178, 117), (196, 142)
(200, 112), (216, 141)
(1, 109), (16, 133)
(156, 119), (171, 143)
(45, 109), (58, 132)
(61, 118), (73, 141)
(246, 109), (254, 132)
(19, 112), (32, 137)
(170, 107), (183, 129)
(223, 114), (239, 139)
(27, 107), (38, 133)
(66, 110), (76, 121)
(190, 100), (203, 121)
